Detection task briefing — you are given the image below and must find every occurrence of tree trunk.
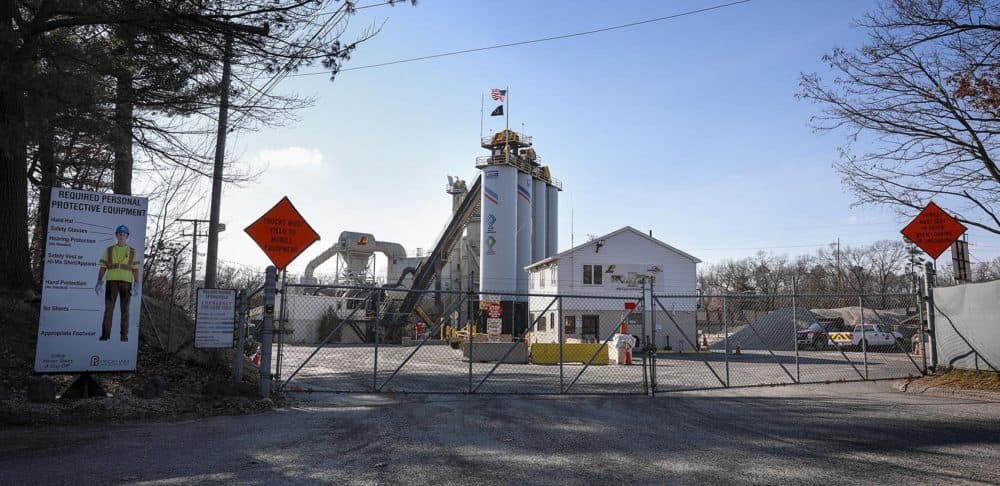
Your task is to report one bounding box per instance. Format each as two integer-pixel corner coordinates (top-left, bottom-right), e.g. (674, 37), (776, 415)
(0, 5), (34, 290)
(113, 28), (135, 196)
(32, 117), (56, 285)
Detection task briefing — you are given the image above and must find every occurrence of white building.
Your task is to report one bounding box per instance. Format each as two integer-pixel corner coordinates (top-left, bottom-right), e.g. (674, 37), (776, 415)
(524, 226), (701, 350)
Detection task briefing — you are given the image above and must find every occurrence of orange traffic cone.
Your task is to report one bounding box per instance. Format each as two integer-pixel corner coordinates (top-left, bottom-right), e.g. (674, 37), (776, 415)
(252, 349), (261, 366)
(735, 345), (742, 355)
(702, 335), (709, 347)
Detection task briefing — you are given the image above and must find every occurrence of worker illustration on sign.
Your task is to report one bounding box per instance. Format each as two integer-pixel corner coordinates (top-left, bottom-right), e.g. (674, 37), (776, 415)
(95, 225), (140, 342)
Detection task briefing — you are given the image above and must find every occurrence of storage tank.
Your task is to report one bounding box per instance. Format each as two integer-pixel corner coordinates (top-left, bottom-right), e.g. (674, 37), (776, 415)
(546, 185), (559, 257)
(516, 172), (533, 297)
(480, 165), (517, 293)
(532, 178), (547, 262)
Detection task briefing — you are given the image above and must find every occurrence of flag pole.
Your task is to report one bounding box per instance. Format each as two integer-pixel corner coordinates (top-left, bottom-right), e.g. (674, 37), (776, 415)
(505, 85), (510, 133)
(480, 92), (484, 140)
(505, 86), (510, 164)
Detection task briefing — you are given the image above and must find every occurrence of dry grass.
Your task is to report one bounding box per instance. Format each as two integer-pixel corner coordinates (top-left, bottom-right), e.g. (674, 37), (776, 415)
(919, 369), (1000, 393)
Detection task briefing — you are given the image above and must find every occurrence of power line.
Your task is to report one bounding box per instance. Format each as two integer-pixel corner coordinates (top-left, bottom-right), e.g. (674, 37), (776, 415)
(289, 0), (751, 76)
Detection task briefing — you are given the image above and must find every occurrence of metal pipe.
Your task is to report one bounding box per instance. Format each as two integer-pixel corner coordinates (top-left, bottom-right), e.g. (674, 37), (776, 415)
(234, 289), (247, 383)
(259, 266), (276, 397)
(792, 282), (800, 383)
(558, 295), (564, 393)
(860, 295), (868, 380)
(723, 293), (729, 387)
(924, 262), (938, 371)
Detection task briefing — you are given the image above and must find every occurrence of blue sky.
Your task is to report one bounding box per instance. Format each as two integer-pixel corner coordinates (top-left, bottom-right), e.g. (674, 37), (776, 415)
(214, 0), (1000, 276)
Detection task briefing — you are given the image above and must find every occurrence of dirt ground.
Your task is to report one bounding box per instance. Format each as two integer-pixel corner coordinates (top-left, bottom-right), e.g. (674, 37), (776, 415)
(0, 290), (273, 425)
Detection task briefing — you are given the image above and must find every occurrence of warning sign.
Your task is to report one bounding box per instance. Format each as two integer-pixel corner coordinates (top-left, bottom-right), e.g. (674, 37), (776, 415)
(900, 202), (967, 260)
(245, 197), (320, 270)
(480, 300), (502, 319)
(487, 318), (502, 335)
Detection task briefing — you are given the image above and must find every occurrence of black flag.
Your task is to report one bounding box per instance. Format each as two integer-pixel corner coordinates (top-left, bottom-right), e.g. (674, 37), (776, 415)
(490, 105), (504, 116)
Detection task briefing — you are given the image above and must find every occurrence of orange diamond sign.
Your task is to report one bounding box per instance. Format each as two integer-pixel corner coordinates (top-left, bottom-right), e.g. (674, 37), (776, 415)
(244, 196), (320, 270)
(900, 202), (967, 260)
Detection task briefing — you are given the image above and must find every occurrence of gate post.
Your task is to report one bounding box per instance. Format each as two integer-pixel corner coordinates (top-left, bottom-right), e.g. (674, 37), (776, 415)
(723, 293), (730, 387)
(923, 262), (938, 372)
(792, 281), (800, 383)
(259, 266), (277, 397)
(234, 289), (247, 383)
(859, 295), (868, 380)
(558, 295), (564, 394)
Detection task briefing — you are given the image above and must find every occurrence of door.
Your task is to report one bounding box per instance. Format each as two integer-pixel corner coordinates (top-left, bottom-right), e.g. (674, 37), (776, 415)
(582, 315), (599, 342)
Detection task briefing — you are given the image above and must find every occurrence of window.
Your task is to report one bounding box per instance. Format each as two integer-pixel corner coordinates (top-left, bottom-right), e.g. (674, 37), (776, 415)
(583, 265), (603, 285)
(539, 271), (545, 288)
(564, 316), (577, 334)
(550, 312), (555, 330)
(551, 266), (557, 285)
(536, 315), (547, 332)
(529, 273), (534, 289)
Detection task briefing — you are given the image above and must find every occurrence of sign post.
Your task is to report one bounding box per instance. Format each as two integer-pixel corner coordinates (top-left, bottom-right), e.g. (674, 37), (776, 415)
(901, 202), (966, 373)
(245, 198), (319, 396)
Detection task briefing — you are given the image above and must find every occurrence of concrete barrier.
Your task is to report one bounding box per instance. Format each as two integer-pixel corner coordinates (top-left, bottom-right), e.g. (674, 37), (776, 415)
(531, 343), (609, 365)
(462, 342), (529, 363)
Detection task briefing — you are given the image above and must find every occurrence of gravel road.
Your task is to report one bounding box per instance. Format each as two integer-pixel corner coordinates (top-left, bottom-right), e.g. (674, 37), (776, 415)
(1, 382), (998, 485)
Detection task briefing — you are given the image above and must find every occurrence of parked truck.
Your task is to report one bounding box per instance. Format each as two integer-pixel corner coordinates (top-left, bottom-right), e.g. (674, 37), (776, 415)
(827, 324), (905, 351)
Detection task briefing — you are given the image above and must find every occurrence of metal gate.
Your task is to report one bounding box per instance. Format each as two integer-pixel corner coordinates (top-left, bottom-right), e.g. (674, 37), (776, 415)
(268, 279), (925, 395)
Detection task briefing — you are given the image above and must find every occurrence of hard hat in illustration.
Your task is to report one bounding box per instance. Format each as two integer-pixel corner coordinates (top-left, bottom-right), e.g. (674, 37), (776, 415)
(115, 225), (130, 235)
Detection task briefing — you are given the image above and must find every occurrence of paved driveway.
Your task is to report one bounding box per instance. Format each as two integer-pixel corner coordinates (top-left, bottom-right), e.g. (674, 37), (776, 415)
(1, 382), (997, 485)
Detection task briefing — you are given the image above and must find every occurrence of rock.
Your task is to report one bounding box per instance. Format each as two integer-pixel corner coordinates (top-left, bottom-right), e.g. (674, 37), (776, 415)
(236, 382), (256, 396)
(149, 375), (168, 395)
(201, 379), (224, 397)
(136, 375), (168, 399)
(136, 382), (158, 399)
(28, 376), (57, 403)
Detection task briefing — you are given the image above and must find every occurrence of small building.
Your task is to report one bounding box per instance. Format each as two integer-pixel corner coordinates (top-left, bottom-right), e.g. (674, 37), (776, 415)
(524, 226), (700, 350)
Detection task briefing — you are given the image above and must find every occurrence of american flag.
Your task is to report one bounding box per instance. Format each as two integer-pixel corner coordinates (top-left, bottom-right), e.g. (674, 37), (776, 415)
(490, 88), (506, 102)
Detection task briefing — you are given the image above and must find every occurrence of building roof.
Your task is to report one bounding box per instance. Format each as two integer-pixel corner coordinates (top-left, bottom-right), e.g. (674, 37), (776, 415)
(525, 226), (701, 270)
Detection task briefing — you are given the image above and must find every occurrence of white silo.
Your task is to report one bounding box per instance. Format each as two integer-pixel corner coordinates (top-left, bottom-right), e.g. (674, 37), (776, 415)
(531, 178), (547, 262)
(480, 165), (518, 293)
(546, 185), (559, 257)
(515, 172), (533, 297)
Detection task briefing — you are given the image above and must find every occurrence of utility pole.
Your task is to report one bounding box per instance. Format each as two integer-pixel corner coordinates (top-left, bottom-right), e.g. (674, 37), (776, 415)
(205, 23), (268, 289)
(179, 218), (210, 307)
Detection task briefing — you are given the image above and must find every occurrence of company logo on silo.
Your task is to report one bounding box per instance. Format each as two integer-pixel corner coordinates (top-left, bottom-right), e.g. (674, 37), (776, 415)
(486, 236), (497, 255)
(485, 170), (499, 178)
(484, 187), (499, 205)
(486, 214), (496, 233)
(517, 184), (531, 202)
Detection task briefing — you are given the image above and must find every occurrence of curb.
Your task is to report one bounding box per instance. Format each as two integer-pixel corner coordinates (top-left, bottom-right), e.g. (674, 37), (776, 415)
(894, 379), (1000, 402)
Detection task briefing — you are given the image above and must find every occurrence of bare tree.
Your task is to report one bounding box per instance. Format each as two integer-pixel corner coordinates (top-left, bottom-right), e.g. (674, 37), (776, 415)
(2, 0), (410, 290)
(799, 0), (1000, 235)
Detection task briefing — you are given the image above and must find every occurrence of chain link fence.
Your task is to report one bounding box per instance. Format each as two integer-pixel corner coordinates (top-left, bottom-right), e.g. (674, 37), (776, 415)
(266, 284), (925, 395)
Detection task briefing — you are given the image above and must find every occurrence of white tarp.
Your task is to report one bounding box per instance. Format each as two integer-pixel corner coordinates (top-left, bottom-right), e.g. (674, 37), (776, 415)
(934, 280), (1000, 371)
(34, 188), (147, 372)
(195, 289), (236, 348)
